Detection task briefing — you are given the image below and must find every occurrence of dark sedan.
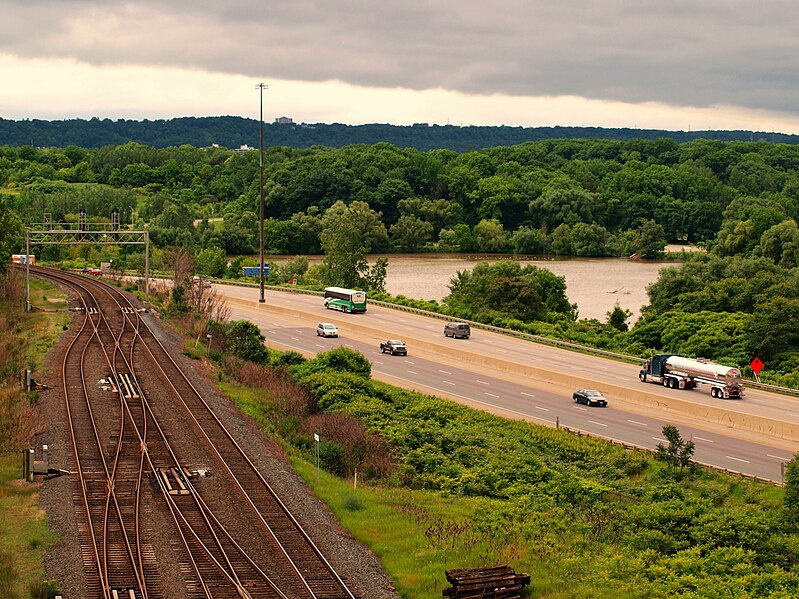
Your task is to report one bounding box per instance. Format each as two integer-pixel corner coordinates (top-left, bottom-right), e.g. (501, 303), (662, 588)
(379, 339), (407, 356)
(573, 388), (607, 407)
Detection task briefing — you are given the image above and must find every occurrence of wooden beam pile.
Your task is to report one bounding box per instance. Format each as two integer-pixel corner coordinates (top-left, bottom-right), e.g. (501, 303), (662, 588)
(443, 565), (531, 598)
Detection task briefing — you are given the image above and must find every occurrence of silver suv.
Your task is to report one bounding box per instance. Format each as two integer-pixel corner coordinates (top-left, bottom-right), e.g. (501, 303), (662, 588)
(444, 322), (470, 339)
(316, 322), (338, 338)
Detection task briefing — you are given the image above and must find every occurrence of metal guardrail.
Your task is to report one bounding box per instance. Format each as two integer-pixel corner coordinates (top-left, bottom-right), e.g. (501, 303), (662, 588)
(147, 274), (799, 398)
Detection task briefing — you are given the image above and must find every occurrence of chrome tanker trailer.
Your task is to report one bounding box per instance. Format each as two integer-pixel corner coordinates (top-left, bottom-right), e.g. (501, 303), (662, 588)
(639, 354), (744, 399)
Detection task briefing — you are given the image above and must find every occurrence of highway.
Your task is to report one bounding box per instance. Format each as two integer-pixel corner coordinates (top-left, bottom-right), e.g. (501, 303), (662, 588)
(213, 283), (798, 483)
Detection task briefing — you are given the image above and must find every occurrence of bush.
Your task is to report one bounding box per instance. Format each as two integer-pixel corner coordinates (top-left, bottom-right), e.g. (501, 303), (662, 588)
(294, 346), (372, 379)
(273, 350), (306, 367)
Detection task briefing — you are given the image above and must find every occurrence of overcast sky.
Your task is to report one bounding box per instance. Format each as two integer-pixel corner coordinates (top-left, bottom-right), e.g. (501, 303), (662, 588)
(2, 0), (799, 133)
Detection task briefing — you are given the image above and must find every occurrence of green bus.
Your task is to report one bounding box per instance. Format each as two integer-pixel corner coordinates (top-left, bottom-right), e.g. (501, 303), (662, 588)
(323, 287), (367, 313)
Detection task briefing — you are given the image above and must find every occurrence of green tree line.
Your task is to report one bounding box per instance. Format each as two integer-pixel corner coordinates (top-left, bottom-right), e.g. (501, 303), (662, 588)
(3, 116), (799, 150)
(4, 137), (799, 261)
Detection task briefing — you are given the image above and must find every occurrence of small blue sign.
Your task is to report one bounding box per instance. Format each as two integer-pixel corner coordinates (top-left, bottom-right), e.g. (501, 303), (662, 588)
(242, 264), (270, 277)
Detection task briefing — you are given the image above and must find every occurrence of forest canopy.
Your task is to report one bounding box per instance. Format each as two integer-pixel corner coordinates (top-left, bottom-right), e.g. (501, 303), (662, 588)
(2, 136), (799, 385)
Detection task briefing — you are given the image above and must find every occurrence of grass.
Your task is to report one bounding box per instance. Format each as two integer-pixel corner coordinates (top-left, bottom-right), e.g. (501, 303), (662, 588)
(291, 457), (503, 597)
(217, 381), (274, 432)
(289, 457), (633, 599)
(0, 276), (66, 598)
(0, 456), (58, 598)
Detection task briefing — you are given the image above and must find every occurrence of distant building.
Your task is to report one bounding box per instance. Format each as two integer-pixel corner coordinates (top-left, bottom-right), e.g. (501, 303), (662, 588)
(232, 144), (254, 154)
(274, 116), (294, 125)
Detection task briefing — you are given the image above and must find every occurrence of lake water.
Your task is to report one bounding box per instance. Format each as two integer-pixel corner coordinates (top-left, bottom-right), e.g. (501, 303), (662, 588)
(267, 253), (682, 322)
(380, 254), (675, 321)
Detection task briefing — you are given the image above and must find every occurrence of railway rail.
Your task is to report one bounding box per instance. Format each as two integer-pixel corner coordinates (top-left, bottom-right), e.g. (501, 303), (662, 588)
(31, 266), (357, 599)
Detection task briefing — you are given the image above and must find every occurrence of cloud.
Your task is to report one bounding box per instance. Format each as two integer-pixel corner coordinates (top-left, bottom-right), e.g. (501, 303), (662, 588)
(4, 53), (799, 136)
(1, 0), (799, 126)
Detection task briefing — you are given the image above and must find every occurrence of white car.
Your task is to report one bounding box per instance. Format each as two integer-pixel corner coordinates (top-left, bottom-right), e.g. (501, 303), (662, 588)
(316, 322), (338, 338)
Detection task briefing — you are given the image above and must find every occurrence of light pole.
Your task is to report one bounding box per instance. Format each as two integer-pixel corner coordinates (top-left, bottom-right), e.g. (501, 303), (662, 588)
(256, 82), (267, 303)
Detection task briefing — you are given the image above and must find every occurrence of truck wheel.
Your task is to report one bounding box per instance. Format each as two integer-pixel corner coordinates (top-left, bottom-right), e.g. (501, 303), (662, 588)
(663, 379), (669, 387)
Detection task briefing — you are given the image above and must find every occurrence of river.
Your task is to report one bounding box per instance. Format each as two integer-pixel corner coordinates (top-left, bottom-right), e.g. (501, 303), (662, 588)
(266, 252), (686, 322)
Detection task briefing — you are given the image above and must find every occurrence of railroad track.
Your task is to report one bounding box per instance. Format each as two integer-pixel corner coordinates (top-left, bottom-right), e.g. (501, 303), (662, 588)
(32, 266), (357, 599)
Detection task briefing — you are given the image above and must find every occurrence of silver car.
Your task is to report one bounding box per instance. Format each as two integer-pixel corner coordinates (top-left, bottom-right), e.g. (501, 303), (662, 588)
(316, 322), (339, 338)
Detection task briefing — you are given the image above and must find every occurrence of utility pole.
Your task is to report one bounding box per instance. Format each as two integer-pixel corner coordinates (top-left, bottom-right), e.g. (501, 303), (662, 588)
(256, 82), (267, 303)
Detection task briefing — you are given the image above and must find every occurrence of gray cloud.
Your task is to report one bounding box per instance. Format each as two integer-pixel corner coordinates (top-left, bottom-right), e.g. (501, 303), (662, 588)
(2, 0), (798, 115)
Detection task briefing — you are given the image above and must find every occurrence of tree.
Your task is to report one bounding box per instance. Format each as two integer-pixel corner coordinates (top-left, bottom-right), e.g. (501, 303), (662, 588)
(473, 219), (508, 252)
(510, 226), (543, 254)
(445, 260), (574, 322)
(757, 220), (799, 268)
(655, 425), (695, 475)
(195, 247), (227, 278)
(549, 223), (572, 255)
(607, 302), (632, 331)
(365, 257), (388, 293)
(437, 228), (459, 252)
(262, 218), (304, 254)
(747, 297), (799, 361)
(784, 454), (799, 518)
(319, 200), (388, 290)
(570, 222), (610, 256)
(389, 215), (433, 252)
(227, 320), (270, 364)
(631, 219), (667, 259)
(0, 198), (22, 276)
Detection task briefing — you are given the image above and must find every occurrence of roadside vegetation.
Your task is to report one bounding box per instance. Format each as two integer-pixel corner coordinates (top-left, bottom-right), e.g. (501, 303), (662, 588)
(167, 302), (799, 598)
(0, 267), (64, 598)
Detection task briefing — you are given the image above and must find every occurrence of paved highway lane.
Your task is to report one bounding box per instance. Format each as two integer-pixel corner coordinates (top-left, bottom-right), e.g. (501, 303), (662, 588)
(215, 284), (797, 481)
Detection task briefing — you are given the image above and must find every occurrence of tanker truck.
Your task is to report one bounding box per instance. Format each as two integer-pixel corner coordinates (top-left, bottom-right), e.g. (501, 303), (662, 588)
(639, 354), (744, 399)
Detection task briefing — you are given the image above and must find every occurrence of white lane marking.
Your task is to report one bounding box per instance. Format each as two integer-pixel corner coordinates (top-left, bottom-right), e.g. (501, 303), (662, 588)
(535, 406), (550, 412)
(373, 360), (383, 365)
(521, 392), (536, 398)
(726, 456), (750, 464)
(693, 436), (714, 443)
(767, 454), (791, 461)
(407, 370), (418, 375)
(315, 344), (325, 348)
(496, 349), (507, 353)
(476, 380), (490, 385)
(405, 360), (416, 365)
(653, 437), (667, 443)
(442, 380), (456, 386)
(786, 412), (799, 418)
(627, 420), (648, 427)
(485, 392), (499, 398)
(441, 394), (556, 425)
(423, 324), (434, 329)
(439, 369), (452, 375)
(484, 339), (494, 344)
(573, 406), (587, 411)
(588, 420), (608, 427)
(291, 337), (300, 341)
